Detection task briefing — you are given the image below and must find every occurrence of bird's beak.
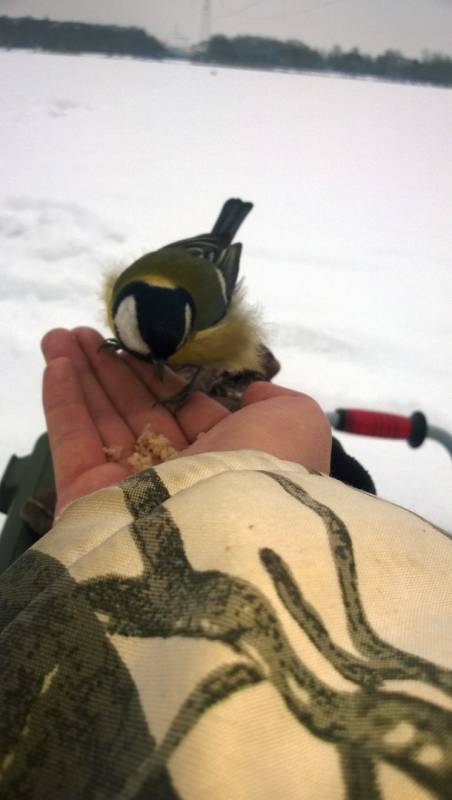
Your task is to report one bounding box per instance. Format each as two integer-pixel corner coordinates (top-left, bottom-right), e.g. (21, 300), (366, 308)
(147, 345), (165, 381)
(153, 358), (165, 382)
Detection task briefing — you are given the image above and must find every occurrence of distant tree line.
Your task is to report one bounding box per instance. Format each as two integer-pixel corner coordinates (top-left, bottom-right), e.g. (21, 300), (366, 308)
(0, 16), (168, 59)
(193, 35), (452, 89)
(1, 16), (451, 88)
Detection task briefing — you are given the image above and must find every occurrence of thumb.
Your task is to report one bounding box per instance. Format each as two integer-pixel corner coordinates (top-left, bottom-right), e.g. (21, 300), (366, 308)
(183, 382), (331, 473)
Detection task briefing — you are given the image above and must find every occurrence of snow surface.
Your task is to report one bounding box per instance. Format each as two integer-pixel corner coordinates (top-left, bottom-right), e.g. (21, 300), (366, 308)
(1, 50), (451, 529)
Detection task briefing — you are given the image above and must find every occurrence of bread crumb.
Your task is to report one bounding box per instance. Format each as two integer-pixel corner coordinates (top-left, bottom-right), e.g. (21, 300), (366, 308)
(127, 452), (153, 471)
(134, 425), (178, 462)
(104, 426), (178, 472)
(103, 444), (123, 461)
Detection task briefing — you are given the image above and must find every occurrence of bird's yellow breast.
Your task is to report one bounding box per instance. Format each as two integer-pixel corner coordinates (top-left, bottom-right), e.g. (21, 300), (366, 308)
(168, 290), (262, 372)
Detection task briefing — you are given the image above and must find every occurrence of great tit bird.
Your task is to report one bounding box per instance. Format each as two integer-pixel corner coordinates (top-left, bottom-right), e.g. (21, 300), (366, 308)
(104, 198), (263, 392)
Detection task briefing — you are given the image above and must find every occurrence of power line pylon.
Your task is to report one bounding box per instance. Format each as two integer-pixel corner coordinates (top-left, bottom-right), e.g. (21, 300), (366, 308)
(199, 0), (212, 43)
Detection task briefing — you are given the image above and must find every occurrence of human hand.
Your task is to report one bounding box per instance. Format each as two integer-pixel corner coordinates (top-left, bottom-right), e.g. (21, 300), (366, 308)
(42, 327), (331, 513)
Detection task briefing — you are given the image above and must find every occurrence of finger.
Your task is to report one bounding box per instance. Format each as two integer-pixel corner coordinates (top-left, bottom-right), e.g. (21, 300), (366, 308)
(76, 328), (231, 446)
(120, 350), (188, 398)
(241, 381), (302, 406)
(43, 328), (136, 454)
(183, 394), (332, 474)
(174, 390), (231, 443)
(43, 357), (107, 490)
(41, 327), (72, 363)
(122, 353), (231, 440)
(43, 329), (228, 452)
(73, 327), (188, 449)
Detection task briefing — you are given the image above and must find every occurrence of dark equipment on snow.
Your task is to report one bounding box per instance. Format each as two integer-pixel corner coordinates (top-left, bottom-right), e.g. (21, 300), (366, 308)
(0, 433), (55, 575)
(328, 409), (452, 459)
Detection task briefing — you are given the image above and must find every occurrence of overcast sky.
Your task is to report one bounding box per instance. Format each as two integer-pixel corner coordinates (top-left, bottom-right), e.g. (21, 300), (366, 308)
(2, 0), (452, 57)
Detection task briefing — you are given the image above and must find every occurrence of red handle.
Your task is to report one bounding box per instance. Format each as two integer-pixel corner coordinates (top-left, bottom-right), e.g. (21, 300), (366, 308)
(334, 409), (427, 447)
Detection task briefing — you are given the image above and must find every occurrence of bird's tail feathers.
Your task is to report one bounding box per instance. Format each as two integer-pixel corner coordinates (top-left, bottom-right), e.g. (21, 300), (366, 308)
(211, 198), (253, 244)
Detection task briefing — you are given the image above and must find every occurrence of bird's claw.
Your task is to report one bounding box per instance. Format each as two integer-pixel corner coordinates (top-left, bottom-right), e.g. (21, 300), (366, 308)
(152, 368), (201, 413)
(99, 338), (122, 353)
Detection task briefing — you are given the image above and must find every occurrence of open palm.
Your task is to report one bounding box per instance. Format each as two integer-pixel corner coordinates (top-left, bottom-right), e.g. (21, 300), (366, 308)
(42, 327), (331, 513)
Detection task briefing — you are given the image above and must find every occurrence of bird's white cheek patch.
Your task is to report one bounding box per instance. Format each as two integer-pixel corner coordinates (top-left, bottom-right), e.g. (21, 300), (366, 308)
(176, 303), (193, 351)
(114, 295), (151, 355)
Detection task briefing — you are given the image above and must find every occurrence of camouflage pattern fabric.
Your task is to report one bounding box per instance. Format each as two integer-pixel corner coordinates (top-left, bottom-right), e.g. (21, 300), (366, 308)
(1, 449), (451, 799)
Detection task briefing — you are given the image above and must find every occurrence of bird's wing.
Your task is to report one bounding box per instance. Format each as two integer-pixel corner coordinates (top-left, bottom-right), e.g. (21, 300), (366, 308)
(168, 283), (262, 372)
(163, 235), (242, 301)
(215, 243), (242, 300)
(165, 233), (224, 263)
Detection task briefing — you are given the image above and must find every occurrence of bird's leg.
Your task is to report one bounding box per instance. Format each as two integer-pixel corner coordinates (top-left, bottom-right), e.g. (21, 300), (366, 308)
(153, 367), (202, 413)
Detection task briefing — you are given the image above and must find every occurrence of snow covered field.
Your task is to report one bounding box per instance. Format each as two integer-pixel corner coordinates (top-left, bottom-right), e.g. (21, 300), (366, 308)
(1, 49), (451, 529)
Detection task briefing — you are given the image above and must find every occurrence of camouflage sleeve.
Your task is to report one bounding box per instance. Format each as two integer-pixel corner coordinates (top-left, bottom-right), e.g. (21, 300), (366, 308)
(1, 449), (451, 800)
